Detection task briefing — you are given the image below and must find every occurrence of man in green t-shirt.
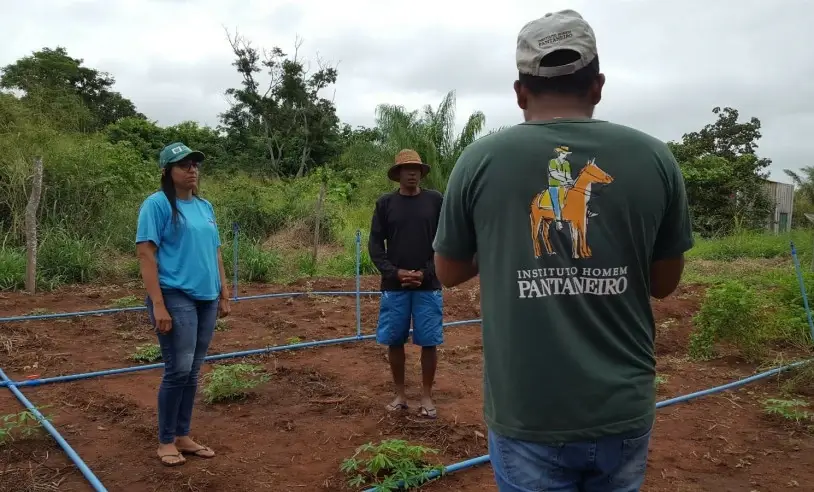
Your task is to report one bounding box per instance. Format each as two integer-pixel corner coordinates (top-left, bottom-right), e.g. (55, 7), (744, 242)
(432, 9), (693, 492)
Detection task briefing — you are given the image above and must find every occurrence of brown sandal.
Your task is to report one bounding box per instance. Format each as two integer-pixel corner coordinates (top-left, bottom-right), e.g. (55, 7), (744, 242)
(158, 452), (186, 467)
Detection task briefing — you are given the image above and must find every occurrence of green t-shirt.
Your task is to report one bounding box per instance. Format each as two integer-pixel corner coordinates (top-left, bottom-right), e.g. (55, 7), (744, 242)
(433, 119), (694, 443)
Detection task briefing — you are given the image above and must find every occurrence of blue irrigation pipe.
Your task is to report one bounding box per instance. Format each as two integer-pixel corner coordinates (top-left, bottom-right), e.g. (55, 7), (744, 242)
(363, 357), (814, 492)
(0, 367), (108, 492)
(355, 229), (362, 338)
(232, 222), (239, 301)
(790, 241), (814, 342)
(0, 290), (383, 323)
(0, 318), (483, 388)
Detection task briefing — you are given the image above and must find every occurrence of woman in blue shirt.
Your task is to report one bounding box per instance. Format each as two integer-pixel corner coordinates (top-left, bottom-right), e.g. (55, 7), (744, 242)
(136, 142), (231, 467)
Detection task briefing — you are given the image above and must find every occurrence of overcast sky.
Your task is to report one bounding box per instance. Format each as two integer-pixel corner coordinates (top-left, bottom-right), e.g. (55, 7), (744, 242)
(2, 0), (811, 182)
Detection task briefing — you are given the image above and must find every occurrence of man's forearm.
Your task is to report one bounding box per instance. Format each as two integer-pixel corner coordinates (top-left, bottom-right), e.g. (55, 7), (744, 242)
(368, 242), (398, 278)
(435, 253), (478, 288)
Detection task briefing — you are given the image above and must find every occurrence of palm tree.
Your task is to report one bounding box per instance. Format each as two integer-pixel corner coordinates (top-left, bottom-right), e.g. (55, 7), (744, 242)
(374, 90), (487, 192)
(785, 166), (814, 203)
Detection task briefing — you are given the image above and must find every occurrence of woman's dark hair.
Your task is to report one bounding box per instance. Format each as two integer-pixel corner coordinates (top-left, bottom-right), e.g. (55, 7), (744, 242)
(519, 50), (600, 97)
(160, 163), (199, 226)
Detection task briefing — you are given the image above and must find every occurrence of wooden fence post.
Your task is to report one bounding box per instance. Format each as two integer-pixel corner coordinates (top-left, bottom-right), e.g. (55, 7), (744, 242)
(312, 181), (327, 272)
(25, 157), (44, 293)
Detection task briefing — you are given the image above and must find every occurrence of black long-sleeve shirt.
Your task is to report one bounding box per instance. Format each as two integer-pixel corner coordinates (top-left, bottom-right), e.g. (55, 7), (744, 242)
(368, 189), (443, 291)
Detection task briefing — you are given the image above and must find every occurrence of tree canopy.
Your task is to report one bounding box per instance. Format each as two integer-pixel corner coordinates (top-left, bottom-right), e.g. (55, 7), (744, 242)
(0, 43), (795, 248)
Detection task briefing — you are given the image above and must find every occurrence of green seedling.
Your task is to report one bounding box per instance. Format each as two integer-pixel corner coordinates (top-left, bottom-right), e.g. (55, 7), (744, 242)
(340, 439), (444, 491)
(110, 295), (141, 308)
(202, 363), (270, 404)
(131, 344), (162, 363)
(0, 407), (52, 446)
(764, 398), (813, 426)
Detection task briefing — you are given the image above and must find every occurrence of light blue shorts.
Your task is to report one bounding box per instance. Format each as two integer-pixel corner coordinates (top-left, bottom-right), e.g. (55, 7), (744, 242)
(375, 290), (443, 347)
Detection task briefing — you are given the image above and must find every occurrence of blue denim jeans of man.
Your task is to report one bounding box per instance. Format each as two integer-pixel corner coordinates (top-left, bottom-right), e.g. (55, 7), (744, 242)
(488, 427), (652, 492)
(146, 289), (218, 445)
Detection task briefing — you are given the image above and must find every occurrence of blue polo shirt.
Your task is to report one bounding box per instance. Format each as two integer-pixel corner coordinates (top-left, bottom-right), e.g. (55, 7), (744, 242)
(136, 191), (222, 300)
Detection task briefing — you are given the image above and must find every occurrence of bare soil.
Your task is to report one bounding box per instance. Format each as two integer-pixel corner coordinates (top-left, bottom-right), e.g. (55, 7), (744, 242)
(1, 278), (813, 492)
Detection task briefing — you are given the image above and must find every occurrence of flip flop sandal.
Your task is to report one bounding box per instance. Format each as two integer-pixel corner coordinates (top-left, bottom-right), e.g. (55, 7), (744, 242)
(385, 402), (409, 412)
(179, 445), (215, 458)
(158, 452), (186, 467)
(418, 406), (437, 419)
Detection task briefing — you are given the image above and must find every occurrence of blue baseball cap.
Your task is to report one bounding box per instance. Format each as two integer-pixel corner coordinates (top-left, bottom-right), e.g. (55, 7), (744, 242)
(158, 142), (205, 169)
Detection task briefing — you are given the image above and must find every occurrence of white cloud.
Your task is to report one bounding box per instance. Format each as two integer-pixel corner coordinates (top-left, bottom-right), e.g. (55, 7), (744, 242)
(2, 0), (811, 181)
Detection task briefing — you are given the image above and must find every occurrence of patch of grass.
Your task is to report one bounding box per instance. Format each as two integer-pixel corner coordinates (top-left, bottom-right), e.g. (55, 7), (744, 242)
(110, 295), (141, 308)
(687, 231), (809, 262)
(0, 407), (52, 446)
(340, 439), (444, 491)
(286, 336), (303, 345)
(202, 363), (270, 404)
(215, 319), (229, 332)
(763, 398), (813, 427)
(223, 236), (282, 283)
(779, 363), (814, 395)
(131, 344), (161, 363)
(654, 374), (668, 389)
(37, 229), (102, 285)
(0, 245), (25, 290)
(689, 280), (766, 361)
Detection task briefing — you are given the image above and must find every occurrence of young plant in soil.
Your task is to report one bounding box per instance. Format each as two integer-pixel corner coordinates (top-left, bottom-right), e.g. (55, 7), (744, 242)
(654, 374), (668, 389)
(215, 319), (229, 332)
(340, 439), (444, 491)
(131, 344), (162, 363)
(110, 295), (142, 308)
(202, 363), (270, 404)
(764, 398), (813, 428)
(0, 407), (52, 446)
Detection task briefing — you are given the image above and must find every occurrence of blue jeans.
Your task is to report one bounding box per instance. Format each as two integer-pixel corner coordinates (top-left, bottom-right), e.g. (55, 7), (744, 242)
(375, 290), (443, 347)
(488, 427), (651, 492)
(549, 186), (562, 221)
(146, 289), (218, 444)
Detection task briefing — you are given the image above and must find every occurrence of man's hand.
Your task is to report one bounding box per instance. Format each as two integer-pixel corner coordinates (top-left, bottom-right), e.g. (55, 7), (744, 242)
(399, 269), (423, 288)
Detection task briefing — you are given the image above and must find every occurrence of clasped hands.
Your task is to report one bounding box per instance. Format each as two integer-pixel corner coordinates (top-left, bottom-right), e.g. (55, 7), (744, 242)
(397, 269), (424, 288)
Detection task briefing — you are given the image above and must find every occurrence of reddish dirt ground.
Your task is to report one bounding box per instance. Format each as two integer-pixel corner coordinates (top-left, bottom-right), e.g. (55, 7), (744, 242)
(1, 278), (813, 492)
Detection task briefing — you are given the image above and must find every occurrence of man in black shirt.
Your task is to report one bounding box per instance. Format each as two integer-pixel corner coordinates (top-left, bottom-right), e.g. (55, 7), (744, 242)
(369, 149), (444, 419)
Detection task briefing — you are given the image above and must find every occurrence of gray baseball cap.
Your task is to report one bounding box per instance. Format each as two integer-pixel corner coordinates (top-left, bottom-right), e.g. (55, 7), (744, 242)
(516, 10), (598, 78)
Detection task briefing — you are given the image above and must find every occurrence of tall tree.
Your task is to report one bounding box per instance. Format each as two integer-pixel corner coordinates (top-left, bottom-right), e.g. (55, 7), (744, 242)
(375, 90), (485, 192)
(670, 107), (772, 236)
(219, 32), (341, 177)
(1, 47), (144, 131)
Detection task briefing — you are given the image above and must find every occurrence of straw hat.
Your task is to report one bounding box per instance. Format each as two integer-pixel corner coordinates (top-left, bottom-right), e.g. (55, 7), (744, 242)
(387, 149), (431, 182)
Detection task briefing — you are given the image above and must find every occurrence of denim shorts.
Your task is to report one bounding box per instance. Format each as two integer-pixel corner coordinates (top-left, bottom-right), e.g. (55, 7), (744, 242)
(488, 426), (652, 492)
(375, 289), (443, 347)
